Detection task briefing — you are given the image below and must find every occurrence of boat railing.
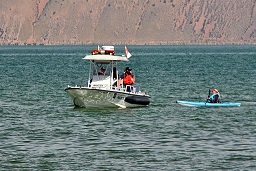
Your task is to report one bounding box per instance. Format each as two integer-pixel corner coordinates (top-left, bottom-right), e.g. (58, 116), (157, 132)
(87, 78), (144, 95)
(112, 85), (141, 94)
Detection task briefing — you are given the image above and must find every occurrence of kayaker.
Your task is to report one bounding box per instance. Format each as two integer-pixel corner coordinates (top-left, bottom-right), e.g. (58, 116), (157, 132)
(207, 88), (221, 103)
(118, 67), (135, 89)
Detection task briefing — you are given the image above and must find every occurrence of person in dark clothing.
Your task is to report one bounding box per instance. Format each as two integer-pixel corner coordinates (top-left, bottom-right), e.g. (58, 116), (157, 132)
(98, 67), (106, 75)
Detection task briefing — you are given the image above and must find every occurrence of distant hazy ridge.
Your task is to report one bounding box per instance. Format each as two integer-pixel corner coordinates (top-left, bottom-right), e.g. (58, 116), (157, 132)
(1, 0), (256, 45)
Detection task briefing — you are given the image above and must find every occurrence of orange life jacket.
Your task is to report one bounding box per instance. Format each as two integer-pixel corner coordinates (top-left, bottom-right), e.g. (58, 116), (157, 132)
(123, 74), (134, 85)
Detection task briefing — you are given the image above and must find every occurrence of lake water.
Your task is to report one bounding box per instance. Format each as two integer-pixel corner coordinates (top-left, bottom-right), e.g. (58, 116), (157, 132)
(1, 45), (256, 170)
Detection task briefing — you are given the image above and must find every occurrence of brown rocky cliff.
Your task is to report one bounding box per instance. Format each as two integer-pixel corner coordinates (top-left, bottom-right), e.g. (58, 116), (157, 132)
(0, 0), (256, 45)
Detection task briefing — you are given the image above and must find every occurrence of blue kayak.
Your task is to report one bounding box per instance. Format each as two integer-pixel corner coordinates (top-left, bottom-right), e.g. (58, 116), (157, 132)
(176, 100), (241, 107)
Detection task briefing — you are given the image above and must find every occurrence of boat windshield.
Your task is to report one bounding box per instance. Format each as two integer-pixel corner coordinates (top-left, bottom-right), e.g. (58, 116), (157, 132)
(92, 62), (112, 76)
(87, 61), (119, 88)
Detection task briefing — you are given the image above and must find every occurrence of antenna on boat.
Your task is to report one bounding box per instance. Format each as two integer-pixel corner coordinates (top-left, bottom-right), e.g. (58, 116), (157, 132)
(125, 46), (132, 59)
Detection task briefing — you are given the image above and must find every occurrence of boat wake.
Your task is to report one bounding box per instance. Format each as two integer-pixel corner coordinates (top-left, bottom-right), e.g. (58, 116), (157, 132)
(239, 101), (256, 106)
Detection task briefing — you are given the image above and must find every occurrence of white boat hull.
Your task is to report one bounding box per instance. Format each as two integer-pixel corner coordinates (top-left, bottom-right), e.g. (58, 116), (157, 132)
(65, 86), (150, 108)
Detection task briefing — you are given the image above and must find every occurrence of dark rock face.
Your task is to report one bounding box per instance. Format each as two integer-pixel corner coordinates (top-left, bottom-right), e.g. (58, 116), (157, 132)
(1, 0), (256, 45)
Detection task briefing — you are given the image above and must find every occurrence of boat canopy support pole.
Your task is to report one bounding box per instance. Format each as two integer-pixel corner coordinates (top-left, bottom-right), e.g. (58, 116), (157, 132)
(88, 61), (92, 87)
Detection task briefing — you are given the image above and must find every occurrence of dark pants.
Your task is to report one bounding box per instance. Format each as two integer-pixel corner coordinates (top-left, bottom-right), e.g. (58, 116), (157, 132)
(124, 84), (133, 92)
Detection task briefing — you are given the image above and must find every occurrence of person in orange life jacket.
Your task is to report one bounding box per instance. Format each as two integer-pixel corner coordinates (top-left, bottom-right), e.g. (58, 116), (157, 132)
(118, 67), (135, 88)
(207, 88), (221, 103)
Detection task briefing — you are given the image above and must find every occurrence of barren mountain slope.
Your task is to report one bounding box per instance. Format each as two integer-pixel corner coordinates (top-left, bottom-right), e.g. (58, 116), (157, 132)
(1, 0), (256, 45)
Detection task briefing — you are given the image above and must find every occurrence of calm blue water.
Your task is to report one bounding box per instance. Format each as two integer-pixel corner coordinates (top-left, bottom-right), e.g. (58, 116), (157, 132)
(0, 45), (256, 170)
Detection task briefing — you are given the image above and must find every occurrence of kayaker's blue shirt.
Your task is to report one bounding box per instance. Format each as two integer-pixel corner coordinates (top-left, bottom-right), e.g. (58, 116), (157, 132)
(208, 94), (221, 103)
(209, 94), (215, 100)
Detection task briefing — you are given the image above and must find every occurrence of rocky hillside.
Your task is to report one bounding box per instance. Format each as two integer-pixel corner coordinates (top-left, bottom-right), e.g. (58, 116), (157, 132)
(1, 0), (256, 45)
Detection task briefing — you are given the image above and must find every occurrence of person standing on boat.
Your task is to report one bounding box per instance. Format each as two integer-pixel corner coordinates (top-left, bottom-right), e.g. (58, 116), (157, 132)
(118, 67), (135, 88)
(98, 67), (106, 75)
(207, 88), (221, 103)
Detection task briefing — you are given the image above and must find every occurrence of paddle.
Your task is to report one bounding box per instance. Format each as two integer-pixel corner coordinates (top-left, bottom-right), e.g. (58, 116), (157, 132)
(205, 89), (211, 104)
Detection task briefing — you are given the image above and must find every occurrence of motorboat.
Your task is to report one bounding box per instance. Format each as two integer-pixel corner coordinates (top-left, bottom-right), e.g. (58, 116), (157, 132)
(65, 46), (150, 108)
